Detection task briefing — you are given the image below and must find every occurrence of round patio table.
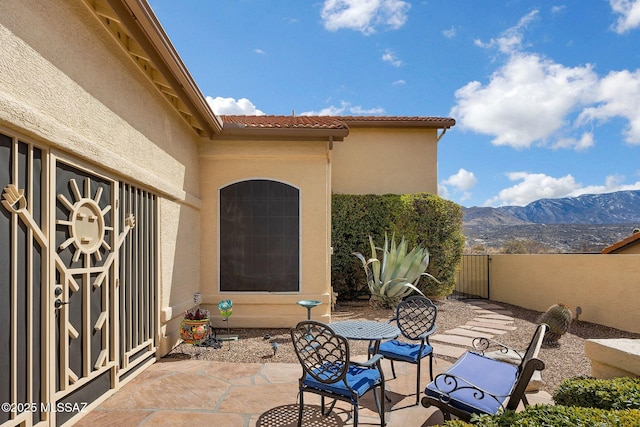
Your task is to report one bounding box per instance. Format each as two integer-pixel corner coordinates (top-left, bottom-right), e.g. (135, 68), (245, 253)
(330, 320), (400, 353)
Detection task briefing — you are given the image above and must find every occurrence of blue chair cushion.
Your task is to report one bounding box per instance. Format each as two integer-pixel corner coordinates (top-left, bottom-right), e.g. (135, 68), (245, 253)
(303, 363), (381, 398)
(425, 352), (518, 415)
(376, 339), (433, 363)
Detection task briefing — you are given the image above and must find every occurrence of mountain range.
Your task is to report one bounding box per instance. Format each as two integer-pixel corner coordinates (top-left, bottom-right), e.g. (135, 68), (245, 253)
(462, 190), (640, 253)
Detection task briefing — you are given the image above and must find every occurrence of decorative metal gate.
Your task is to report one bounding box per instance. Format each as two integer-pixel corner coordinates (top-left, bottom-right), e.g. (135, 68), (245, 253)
(0, 130), (158, 427)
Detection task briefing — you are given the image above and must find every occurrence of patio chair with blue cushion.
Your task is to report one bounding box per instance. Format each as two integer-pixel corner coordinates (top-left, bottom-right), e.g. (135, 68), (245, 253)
(422, 323), (547, 422)
(290, 320), (386, 427)
(372, 295), (437, 405)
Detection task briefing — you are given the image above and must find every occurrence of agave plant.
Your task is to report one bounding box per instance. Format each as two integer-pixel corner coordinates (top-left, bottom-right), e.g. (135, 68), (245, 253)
(353, 233), (439, 308)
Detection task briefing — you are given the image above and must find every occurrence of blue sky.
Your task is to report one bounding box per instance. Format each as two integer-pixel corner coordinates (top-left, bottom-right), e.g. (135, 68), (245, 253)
(147, 0), (640, 208)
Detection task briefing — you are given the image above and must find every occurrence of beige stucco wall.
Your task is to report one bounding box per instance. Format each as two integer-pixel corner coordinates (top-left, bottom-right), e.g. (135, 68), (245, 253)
(0, 0), (203, 355)
(489, 254), (640, 334)
(332, 126), (439, 194)
(199, 139), (333, 328)
(611, 244), (640, 254)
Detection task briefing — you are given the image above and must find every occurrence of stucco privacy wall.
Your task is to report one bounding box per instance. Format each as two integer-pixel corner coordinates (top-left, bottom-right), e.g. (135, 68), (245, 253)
(199, 139), (333, 328)
(489, 254), (640, 334)
(332, 126), (439, 194)
(0, 0), (203, 353)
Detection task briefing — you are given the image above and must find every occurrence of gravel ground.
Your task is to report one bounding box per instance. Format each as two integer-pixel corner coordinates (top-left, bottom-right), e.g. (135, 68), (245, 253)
(165, 299), (640, 395)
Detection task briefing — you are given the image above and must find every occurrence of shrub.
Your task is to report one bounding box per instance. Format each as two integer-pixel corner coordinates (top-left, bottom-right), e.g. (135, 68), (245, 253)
(553, 376), (640, 410)
(397, 193), (464, 297)
(445, 406), (640, 426)
(331, 194), (402, 299)
(331, 193), (464, 300)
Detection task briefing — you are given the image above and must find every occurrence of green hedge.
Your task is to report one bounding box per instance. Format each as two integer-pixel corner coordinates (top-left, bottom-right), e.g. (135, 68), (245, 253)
(553, 376), (640, 410)
(443, 376), (640, 426)
(444, 406), (640, 426)
(331, 193), (464, 300)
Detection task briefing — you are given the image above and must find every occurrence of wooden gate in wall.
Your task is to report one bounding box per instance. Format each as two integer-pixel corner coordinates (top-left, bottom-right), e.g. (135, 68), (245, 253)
(0, 130), (158, 427)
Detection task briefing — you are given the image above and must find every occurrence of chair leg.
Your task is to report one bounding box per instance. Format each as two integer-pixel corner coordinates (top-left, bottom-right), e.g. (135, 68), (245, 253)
(380, 383), (386, 427)
(429, 354), (434, 381)
(353, 403), (359, 427)
(298, 391), (304, 427)
(390, 360), (397, 379)
(415, 360), (421, 406)
(373, 383), (386, 425)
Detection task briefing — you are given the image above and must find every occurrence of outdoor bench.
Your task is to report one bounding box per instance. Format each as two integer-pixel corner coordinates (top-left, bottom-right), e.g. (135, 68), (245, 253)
(421, 323), (547, 422)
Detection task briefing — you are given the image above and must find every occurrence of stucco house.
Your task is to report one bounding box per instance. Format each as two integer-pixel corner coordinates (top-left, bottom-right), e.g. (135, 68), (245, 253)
(0, 1), (454, 425)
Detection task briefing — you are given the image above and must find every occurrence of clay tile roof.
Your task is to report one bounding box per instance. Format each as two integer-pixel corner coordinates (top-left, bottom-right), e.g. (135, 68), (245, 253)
(338, 116), (456, 128)
(601, 231), (640, 254)
(221, 115), (348, 130)
(218, 115), (455, 139)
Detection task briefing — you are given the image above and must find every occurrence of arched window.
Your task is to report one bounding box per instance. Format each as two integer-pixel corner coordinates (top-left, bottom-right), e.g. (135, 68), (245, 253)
(219, 180), (300, 292)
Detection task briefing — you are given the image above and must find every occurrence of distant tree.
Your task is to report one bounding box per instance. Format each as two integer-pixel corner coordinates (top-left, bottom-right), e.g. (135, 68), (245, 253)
(501, 239), (551, 254)
(465, 244), (488, 254)
(578, 242), (600, 253)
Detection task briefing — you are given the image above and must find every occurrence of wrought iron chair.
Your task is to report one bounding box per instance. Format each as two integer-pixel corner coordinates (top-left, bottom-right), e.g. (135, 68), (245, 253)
(290, 320), (386, 427)
(373, 296), (437, 405)
(422, 323), (547, 422)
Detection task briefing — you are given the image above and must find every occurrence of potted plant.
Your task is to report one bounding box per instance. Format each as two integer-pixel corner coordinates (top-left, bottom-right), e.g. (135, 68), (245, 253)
(353, 233), (439, 308)
(180, 292), (210, 345)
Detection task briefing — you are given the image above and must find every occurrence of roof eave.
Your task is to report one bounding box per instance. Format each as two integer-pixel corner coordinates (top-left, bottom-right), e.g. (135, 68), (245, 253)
(601, 233), (640, 253)
(219, 125), (348, 141)
(92, 0), (222, 137)
(339, 117), (456, 129)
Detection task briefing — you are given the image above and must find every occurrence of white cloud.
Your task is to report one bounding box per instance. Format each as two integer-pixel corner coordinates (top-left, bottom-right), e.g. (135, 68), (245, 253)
(577, 69), (640, 144)
(485, 172), (640, 206)
(300, 101), (384, 116)
(206, 96), (265, 115)
(610, 0), (640, 33)
(392, 79), (406, 86)
(442, 168), (478, 191)
(551, 132), (594, 151)
(302, 104), (347, 116)
(451, 53), (598, 149)
(321, 0), (411, 35)
(488, 172), (579, 206)
(437, 183), (450, 199)
(441, 169), (477, 202)
(350, 105), (386, 115)
(254, 48), (266, 55)
(474, 10), (538, 55)
(442, 26), (457, 38)
(454, 9), (640, 151)
(382, 49), (403, 67)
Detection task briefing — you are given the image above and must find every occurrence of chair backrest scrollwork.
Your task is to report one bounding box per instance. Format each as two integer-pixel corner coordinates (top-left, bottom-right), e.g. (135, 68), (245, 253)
(396, 296), (438, 340)
(290, 320), (350, 384)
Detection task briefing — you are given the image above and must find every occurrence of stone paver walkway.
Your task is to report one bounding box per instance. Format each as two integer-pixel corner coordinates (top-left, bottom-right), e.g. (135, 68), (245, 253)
(431, 299), (515, 360)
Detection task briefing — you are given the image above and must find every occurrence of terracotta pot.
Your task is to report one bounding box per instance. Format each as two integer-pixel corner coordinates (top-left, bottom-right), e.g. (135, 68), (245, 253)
(180, 318), (210, 345)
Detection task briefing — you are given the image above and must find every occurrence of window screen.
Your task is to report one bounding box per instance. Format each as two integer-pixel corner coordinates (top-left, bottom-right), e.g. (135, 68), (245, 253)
(219, 180), (300, 292)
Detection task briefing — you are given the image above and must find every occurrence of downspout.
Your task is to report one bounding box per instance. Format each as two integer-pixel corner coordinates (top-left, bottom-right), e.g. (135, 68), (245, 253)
(437, 127), (448, 142)
(327, 135), (334, 316)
